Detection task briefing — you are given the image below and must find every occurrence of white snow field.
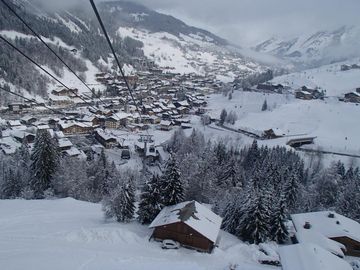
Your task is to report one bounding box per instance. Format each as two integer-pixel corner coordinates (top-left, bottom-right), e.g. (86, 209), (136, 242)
(0, 198), (277, 270)
(207, 91), (360, 157)
(271, 59), (360, 97)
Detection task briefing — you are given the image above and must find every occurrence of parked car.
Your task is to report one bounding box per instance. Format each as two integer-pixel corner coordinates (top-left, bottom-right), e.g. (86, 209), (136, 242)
(161, 239), (180, 249)
(121, 149), (130, 159)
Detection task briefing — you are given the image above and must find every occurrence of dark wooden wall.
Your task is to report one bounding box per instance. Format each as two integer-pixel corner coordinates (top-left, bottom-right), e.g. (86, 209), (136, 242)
(152, 222), (214, 252)
(331, 236), (360, 257)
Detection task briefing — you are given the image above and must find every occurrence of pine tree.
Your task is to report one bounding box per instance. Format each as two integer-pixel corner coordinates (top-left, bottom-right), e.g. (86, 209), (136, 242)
(271, 194), (289, 244)
(161, 155), (184, 206)
(238, 186), (271, 244)
(30, 130), (59, 198)
(1, 168), (21, 199)
(219, 109), (227, 125)
(222, 195), (243, 234)
(243, 140), (260, 171)
(283, 168), (300, 211)
(137, 174), (162, 224)
(103, 180), (135, 222)
(261, 100), (268, 111)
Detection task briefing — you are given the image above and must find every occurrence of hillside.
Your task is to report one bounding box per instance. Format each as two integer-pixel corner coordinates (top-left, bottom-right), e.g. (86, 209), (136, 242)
(270, 59), (360, 96)
(254, 26), (360, 69)
(0, 0), (264, 103)
(0, 198), (275, 270)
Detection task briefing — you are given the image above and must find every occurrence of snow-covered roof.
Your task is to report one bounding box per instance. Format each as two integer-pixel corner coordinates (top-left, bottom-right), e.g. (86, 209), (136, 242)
(64, 147), (81, 157)
(149, 201), (222, 243)
(7, 120), (22, 126)
(291, 211), (360, 242)
(58, 138), (73, 148)
(279, 243), (352, 270)
(295, 228), (345, 257)
(160, 120), (171, 126)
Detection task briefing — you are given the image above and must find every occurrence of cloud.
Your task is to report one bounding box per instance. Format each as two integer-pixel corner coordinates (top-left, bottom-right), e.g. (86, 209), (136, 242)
(132, 0), (360, 46)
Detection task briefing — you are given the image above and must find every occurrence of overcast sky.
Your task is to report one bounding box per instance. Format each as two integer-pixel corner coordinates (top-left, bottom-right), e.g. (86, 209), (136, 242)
(131, 0), (360, 47)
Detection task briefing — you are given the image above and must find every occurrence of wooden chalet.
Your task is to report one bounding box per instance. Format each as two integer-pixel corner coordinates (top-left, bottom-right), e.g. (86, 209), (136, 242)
(344, 92), (360, 103)
(160, 120), (172, 131)
(291, 211), (360, 257)
(51, 87), (78, 97)
(149, 201), (222, 253)
(58, 121), (93, 135)
(286, 137), (316, 148)
(295, 90), (313, 100)
(94, 129), (118, 149)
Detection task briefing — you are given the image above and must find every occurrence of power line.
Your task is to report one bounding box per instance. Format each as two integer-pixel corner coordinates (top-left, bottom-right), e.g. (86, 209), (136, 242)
(0, 85), (98, 130)
(89, 0), (142, 120)
(0, 85), (66, 116)
(0, 0), (98, 101)
(0, 35), (98, 112)
(0, 0), (126, 123)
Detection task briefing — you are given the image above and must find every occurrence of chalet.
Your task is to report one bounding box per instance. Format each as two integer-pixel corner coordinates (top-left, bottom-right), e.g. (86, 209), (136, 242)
(57, 138), (73, 151)
(263, 128), (286, 139)
(8, 103), (23, 113)
(291, 211), (360, 257)
(286, 137), (316, 148)
(12, 131), (36, 144)
(21, 116), (37, 125)
(51, 87), (78, 97)
(94, 129), (118, 149)
(58, 121), (93, 135)
(279, 243), (352, 270)
(295, 90), (313, 100)
(105, 114), (128, 129)
(149, 201), (222, 253)
(256, 83), (284, 93)
(49, 96), (73, 106)
(344, 91), (360, 103)
(160, 120), (172, 131)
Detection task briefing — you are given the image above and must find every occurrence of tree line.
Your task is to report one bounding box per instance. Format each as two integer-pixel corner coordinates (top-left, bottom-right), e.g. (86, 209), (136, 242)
(0, 128), (359, 245)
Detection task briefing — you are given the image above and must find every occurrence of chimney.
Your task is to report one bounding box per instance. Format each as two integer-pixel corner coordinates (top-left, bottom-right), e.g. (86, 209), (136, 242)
(304, 222), (311, 229)
(328, 213), (335, 218)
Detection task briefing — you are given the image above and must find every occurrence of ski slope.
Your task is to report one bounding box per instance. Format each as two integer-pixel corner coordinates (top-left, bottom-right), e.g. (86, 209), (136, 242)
(0, 198), (276, 270)
(207, 91), (360, 157)
(271, 60), (360, 97)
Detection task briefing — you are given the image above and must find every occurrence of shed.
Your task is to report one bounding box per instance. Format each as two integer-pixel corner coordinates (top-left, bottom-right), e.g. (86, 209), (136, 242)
(149, 201), (222, 253)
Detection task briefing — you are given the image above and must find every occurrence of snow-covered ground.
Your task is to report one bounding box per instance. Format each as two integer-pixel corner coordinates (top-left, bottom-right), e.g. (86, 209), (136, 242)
(271, 59), (360, 96)
(0, 198), (277, 270)
(206, 91), (360, 165)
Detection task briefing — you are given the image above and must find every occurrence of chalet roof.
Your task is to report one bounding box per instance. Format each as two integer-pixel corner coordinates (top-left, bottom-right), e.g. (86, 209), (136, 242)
(149, 201), (222, 243)
(94, 129), (117, 142)
(160, 120), (171, 126)
(295, 228), (345, 258)
(291, 211), (360, 243)
(58, 121), (89, 129)
(279, 243), (351, 270)
(58, 138), (73, 148)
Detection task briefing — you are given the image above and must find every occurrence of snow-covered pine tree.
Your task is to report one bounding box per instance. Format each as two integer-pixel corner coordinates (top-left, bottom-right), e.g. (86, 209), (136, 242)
(30, 130), (59, 198)
(137, 174), (163, 224)
(283, 168), (300, 212)
(242, 140), (260, 171)
(161, 154), (184, 206)
(221, 195), (243, 235)
(217, 156), (241, 188)
(238, 186), (271, 244)
(270, 194), (289, 244)
(1, 168), (21, 199)
(103, 180), (135, 222)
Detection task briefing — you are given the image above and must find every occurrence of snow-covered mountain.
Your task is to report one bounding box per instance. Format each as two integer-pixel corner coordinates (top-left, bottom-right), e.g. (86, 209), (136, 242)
(0, 0), (265, 101)
(254, 26), (360, 69)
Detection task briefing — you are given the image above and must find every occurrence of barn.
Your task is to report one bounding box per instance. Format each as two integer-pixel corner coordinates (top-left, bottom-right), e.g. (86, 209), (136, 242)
(291, 211), (360, 257)
(149, 201), (222, 253)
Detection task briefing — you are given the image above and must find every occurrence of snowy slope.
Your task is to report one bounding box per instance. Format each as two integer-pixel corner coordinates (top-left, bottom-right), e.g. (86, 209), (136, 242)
(207, 91), (360, 156)
(270, 59), (360, 96)
(254, 26), (360, 68)
(117, 27), (262, 78)
(0, 198), (276, 270)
